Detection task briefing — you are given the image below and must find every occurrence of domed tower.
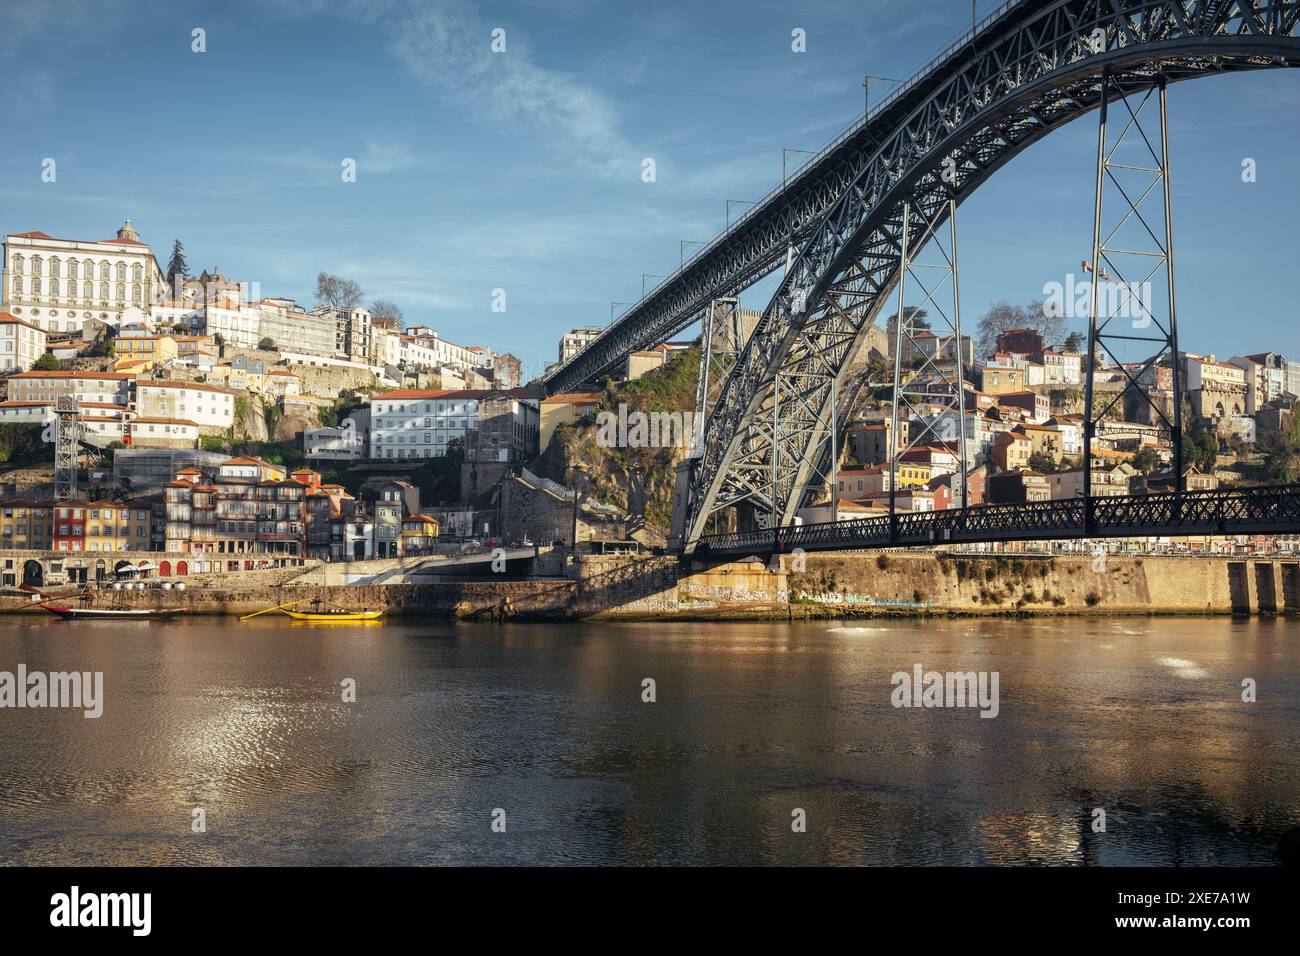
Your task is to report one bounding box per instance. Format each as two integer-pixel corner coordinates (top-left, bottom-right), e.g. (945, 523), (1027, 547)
(116, 219), (141, 242)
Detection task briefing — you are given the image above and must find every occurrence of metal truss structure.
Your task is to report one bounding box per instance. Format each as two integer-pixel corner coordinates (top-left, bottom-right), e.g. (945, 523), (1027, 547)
(692, 298), (743, 448)
(1083, 71), (1184, 523)
(54, 397), (80, 500)
(674, 0), (1300, 554)
(889, 199), (969, 517)
(694, 484), (1300, 557)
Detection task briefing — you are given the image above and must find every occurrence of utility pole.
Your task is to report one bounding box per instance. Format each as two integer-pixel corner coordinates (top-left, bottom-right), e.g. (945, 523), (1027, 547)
(680, 240), (705, 270)
(726, 199), (757, 229)
(863, 75), (900, 121)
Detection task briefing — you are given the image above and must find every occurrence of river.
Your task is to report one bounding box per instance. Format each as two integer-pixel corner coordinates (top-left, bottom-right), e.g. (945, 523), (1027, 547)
(0, 615), (1295, 865)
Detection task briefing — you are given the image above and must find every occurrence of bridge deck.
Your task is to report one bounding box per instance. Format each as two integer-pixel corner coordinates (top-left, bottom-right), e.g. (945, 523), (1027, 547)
(691, 485), (1300, 558)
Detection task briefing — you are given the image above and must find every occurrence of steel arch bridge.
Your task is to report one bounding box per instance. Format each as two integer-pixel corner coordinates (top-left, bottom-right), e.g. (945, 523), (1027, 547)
(543, 0), (1300, 555)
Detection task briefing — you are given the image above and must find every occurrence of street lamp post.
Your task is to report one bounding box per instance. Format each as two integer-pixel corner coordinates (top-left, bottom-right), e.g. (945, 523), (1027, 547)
(726, 199), (757, 229)
(782, 148), (815, 192)
(570, 463), (589, 562)
(680, 240), (705, 270)
(863, 74), (901, 121)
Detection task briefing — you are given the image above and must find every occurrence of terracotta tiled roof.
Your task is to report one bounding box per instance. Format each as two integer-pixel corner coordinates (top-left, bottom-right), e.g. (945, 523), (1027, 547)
(0, 311), (44, 332)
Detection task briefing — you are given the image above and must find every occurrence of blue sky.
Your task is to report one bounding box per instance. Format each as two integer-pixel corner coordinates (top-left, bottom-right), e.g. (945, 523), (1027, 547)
(2, 0), (1297, 380)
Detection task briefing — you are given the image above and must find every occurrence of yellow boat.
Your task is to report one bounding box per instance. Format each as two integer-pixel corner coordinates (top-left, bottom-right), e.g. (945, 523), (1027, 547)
(280, 608), (384, 622)
(240, 598), (386, 623)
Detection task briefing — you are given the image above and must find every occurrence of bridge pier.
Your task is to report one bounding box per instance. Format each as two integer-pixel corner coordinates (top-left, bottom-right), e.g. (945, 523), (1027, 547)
(1083, 70), (1184, 503)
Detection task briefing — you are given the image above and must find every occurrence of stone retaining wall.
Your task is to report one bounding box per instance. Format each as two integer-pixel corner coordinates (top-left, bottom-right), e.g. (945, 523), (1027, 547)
(3, 552), (1295, 620)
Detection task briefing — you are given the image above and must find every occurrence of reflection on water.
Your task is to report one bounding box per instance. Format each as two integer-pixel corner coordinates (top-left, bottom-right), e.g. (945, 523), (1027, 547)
(0, 615), (1296, 865)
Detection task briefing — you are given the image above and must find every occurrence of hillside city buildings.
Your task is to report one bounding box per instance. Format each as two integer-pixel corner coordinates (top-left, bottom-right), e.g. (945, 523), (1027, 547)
(0, 218), (1298, 573)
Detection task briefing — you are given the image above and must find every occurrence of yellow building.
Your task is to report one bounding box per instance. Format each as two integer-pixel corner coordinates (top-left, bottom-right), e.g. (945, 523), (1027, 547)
(540, 391), (604, 452)
(113, 335), (178, 371)
(895, 461), (933, 488)
(980, 364), (1025, 396)
(1018, 423), (1063, 465)
(400, 514), (440, 554)
(0, 498), (54, 550)
(83, 501), (153, 552)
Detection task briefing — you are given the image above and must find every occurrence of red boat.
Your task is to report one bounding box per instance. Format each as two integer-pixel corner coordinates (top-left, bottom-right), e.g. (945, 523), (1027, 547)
(40, 594), (189, 621)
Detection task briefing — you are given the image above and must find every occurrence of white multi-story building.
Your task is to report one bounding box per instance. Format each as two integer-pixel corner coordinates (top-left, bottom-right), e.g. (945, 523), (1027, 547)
(5, 370), (134, 405)
(304, 412), (369, 461)
(254, 298), (336, 358)
(558, 326), (603, 364)
(1044, 415), (1084, 457)
(204, 303), (262, 350)
(313, 306), (373, 363)
(135, 380), (236, 430)
(1036, 349), (1084, 386)
(403, 326), (494, 371)
(0, 311), (49, 372)
(1230, 353), (1287, 415)
(369, 388), (538, 460)
(2, 220), (167, 336)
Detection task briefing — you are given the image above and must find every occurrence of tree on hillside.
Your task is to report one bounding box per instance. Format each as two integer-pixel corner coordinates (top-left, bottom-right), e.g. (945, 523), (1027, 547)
(883, 306), (930, 334)
(32, 351), (61, 371)
(1064, 331), (1084, 353)
(166, 239), (188, 288)
(259, 337), (276, 352)
(315, 272), (364, 310)
(1181, 426), (1220, 474)
(1028, 451), (1059, 474)
(370, 300), (403, 329)
(1264, 412), (1300, 482)
(976, 300), (1066, 357)
(1130, 446), (1159, 474)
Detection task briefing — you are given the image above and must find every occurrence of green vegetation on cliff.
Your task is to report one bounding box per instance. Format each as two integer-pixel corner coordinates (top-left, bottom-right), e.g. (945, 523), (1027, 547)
(536, 348), (700, 531)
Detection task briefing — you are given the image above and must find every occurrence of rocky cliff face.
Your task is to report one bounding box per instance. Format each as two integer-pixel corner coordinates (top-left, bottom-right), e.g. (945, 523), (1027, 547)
(535, 349), (700, 534)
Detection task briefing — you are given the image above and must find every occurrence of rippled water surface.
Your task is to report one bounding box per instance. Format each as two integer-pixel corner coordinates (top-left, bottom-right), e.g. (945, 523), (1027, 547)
(0, 615), (1296, 865)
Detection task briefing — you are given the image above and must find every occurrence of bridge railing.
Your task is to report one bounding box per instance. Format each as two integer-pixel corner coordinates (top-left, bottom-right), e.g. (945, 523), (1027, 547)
(692, 484), (1300, 555)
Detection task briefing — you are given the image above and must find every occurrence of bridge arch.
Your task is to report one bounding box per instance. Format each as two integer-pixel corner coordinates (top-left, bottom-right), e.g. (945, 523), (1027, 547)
(683, 0), (1300, 551)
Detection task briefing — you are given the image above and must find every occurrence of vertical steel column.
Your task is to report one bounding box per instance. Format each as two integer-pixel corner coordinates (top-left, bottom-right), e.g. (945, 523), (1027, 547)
(830, 376), (839, 525)
(889, 203), (911, 544)
(1159, 76), (1184, 494)
(1083, 71), (1109, 535)
(54, 397), (80, 501)
(771, 376), (781, 537)
(949, 198), (968, 509)
(694, 299), (718, 433)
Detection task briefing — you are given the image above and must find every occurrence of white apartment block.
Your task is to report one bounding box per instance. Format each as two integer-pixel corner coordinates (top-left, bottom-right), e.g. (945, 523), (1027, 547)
(371, 389), (478, 459)
(255, 299), (336, 357)
(2, 221), (167, 336)
(0, 312), (49, 372)
(304, 420), (367, 460)
(135, 380), (236, 429)
(313, 306), (373, 363)
(203, 304), (261, 349)
(404, 326), (493, 371)
(1038, 350), (1083, 385)
(369, 388), (537, 460)
(6, 370), (134, 405)
(558, 326), (603, 364)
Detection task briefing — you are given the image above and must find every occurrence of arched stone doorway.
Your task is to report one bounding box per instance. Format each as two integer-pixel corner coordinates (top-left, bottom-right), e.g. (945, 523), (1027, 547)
(22, 560), (43, 588)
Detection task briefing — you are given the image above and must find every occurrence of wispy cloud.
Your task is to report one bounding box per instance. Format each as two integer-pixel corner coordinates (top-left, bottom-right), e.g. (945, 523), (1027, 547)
(273, 0), (639, 179)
